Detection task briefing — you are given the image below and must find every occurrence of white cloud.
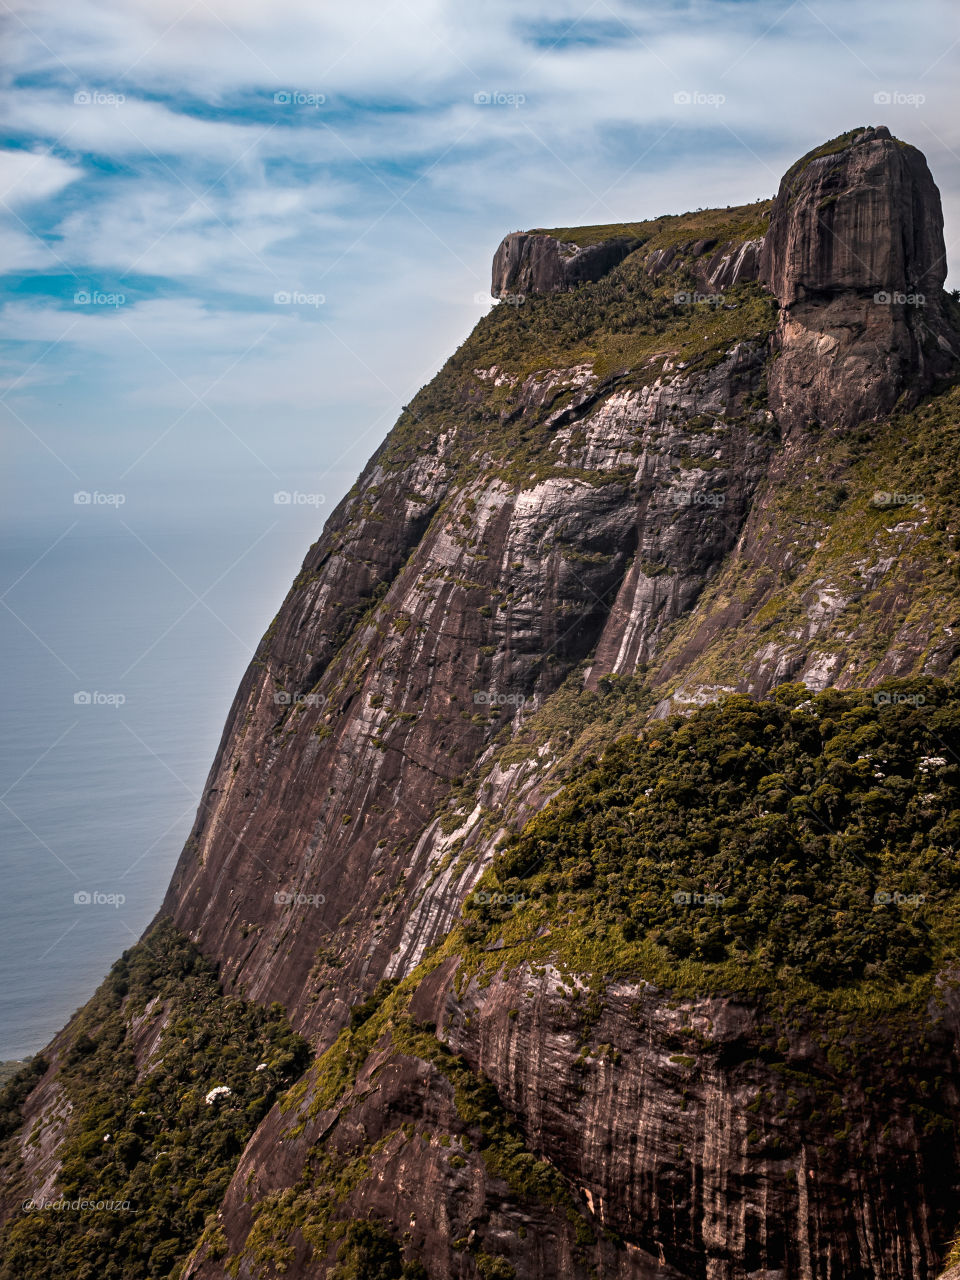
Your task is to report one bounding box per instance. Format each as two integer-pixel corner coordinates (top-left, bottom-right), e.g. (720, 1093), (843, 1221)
(0, 148), (82, 205)
(0, 0), (957, 542)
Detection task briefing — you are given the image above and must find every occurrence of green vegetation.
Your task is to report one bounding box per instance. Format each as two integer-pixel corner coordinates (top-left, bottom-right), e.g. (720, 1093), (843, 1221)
(455, 679), (960, 1005)
(0, 1060), (28, 1090)
(242, 1013), (583, 1277)
(781, 127), (870, 189)
(383, 205), (779, 484)
(330, 1219), (428, 1278)
(391, 1019), (580, 1217)
(0, 1055), (47, 1142)
(650, 378), (960, 695)
(533, 198), (770, 250)
(0, 919), (310, 1280)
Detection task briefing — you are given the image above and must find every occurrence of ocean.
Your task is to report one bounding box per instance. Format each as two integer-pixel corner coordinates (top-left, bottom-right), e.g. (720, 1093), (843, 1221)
(0, 526), (315, 1060)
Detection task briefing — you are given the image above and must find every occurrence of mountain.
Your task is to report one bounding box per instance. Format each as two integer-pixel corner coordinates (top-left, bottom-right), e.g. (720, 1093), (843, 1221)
(3, 125), (960, 1280)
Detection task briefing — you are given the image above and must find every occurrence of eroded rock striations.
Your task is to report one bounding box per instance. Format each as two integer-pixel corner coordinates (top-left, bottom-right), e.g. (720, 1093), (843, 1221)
(3, 127), (960, 1280)
(760, 126), (958, 432)
(491, 231), (640, 296)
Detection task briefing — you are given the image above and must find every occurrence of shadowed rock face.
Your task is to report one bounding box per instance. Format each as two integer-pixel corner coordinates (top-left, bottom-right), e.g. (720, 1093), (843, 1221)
(761, 126), (958, 432)
(491, 231), (640, 295)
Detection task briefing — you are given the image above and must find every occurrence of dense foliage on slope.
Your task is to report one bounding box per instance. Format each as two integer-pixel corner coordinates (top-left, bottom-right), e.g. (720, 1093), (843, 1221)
(460, 678), (960, 1002)
(0, 920), (310, 1280)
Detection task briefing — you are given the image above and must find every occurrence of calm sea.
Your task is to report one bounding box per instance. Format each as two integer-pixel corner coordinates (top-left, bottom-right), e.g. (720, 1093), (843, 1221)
(0, 526), (314, 1060)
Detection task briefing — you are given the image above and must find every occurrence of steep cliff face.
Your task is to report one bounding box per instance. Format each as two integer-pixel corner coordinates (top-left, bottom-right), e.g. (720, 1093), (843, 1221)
(491, 231), (640, 296)
(162, 223), (780, 1049)
(4, 128), (960, 1280)
(760, 126), (957, 433)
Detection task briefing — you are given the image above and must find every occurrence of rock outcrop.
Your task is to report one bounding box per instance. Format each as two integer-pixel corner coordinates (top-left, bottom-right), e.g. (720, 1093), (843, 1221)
(187, 957), (960, 1280)
(491, 231), (640, 296)
(760, 125), (958, 432)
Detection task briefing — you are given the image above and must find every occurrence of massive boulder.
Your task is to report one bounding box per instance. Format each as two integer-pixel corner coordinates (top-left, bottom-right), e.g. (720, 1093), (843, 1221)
(760, 125), (957, 431)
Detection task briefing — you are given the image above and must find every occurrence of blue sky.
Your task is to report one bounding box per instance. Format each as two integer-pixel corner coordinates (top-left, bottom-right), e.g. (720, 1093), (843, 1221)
(2, 0), (959, 538)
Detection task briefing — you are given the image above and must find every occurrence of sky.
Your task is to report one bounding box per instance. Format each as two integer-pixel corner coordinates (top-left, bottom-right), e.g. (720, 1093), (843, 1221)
(2, 0), (959, 543)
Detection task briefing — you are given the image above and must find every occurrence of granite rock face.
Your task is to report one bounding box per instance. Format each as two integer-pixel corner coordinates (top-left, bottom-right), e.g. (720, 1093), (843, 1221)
(163, 342), (774, 1048)
(760, 126), (958, 432)
(491, 231), (640, 296)
(188, 958), (960, 1279)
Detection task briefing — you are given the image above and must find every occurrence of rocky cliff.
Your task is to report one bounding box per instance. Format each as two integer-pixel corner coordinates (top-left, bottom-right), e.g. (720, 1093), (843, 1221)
(3, 126), (960, 1280)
